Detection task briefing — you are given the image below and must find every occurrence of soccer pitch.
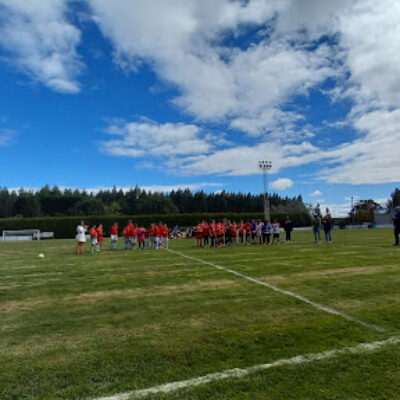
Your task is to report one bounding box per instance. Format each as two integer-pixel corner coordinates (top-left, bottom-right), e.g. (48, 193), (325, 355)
(1, 229), (400, 400)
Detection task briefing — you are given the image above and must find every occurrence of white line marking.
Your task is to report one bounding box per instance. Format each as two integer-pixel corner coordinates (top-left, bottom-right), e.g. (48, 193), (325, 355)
(168, 249), (385, 332)
(91, 336), (400, 400)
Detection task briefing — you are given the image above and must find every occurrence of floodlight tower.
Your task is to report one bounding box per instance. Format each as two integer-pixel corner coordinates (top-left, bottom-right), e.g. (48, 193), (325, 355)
(258, 161), (272, 221)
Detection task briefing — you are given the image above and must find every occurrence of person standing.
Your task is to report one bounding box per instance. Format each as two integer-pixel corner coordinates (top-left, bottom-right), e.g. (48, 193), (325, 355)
(76, 220), (87, 254)
(283, 215), (293, 243)
(96, 224), (104, 251)
(89, 224), (98, 253)
(272, 220), (281, 244)
(110, 222), (119, 250)
(312, 213), (322, 244)
(393, 206), (400, 246)
(322, 208), (333, 243)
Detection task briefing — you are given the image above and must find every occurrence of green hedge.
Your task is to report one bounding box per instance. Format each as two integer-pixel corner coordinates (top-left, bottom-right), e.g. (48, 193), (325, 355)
(0, 212), (311, 239)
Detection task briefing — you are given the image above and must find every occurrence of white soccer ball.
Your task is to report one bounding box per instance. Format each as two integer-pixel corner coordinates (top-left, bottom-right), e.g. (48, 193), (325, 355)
(38, 253), (45, 258)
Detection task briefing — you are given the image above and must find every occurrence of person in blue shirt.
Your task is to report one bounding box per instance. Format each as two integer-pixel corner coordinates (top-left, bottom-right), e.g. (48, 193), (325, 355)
(262, 220), (272, 245)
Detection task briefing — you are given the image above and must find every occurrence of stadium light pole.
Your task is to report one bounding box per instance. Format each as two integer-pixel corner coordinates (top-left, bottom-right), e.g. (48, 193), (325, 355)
(258, 161), (272, 221)
(351, 196), (355, 225)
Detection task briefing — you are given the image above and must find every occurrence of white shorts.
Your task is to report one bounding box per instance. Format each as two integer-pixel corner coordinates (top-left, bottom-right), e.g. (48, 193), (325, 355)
(130, 237), (137, 243)
(91, 238), (98, 245)
(111, 235), (118, 241)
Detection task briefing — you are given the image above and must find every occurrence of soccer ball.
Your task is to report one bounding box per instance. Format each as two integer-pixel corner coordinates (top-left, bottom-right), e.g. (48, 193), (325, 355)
(38, 253), (45, 258)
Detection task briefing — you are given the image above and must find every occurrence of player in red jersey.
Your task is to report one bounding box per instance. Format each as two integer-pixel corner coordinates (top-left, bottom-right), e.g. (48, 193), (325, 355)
(229, 222), (237, 246)
(216, 221), (225, 246)
(209, 220), (217, 247)
(131, 223), (138, 250)
(202, 221), (210, 247)
(155, 222), (163, 249)
(194, 222), (204, 247)
(96, 224), (104, 251)
(123, 224), (130, 250)
(245, 221), (252, 245)
(89, 224), (98, 253)
(109, 222), (118, 250)
(161, 224), (169, 249)
(237, 220), (244, 245)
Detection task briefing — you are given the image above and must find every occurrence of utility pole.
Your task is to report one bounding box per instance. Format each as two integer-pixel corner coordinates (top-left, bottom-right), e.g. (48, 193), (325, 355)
(258, 161), (272, 221)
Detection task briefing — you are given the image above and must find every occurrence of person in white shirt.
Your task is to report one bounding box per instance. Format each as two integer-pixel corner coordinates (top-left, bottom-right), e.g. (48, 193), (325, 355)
(272, 220), (281, 244)
(76, 220), (87, 254)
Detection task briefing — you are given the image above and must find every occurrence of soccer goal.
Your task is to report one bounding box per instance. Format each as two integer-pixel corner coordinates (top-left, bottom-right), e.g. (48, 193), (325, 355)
(2, 229), (41, 242)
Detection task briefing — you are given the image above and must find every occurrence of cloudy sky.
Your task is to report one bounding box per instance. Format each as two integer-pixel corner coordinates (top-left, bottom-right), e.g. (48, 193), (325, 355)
(0, 0), (399, 215)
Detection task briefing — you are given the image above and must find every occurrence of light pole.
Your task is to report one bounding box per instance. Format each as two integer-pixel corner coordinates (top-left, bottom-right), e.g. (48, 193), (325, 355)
(258, 161), (272, 221)
(351, 196), (355, 225)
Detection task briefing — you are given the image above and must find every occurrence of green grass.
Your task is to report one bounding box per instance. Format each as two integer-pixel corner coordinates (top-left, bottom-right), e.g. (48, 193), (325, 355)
(0, 229), (399, 399)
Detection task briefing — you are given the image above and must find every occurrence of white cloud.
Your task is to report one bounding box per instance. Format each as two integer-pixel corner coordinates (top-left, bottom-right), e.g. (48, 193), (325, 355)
(310, 190), (322, 197)
(320, 109), (400, 184)
(0, 129), (16, 146)
(270, 178), (293, 191)
(88, 0), (333, 135)
(0, 0), (82, 93)
(102, 120), (214, 158)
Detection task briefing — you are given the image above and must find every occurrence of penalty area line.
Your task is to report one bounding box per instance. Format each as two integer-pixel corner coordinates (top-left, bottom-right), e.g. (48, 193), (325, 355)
(167, 249), (386, 333)
(90, 336), (400, 400)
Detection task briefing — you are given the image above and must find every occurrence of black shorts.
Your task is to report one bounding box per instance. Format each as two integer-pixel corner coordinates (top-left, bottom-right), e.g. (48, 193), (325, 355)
(273, 233), (279, 238)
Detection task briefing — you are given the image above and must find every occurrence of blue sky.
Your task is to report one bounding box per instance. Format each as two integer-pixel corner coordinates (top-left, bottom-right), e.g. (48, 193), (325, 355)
(0, 0), (399, 216)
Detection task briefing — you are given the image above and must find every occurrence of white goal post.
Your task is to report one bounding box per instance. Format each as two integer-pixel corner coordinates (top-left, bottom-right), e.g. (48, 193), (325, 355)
(2, 229), (41, 242)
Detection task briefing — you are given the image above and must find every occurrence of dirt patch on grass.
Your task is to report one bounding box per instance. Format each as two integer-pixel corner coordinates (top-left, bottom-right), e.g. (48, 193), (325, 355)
(0, 298), (45, 313)
(265, 265), (394, 283)
(72, 279), (238, 305)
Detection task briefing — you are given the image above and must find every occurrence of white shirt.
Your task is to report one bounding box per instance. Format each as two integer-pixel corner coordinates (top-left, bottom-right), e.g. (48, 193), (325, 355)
(76, 225), (86, 242)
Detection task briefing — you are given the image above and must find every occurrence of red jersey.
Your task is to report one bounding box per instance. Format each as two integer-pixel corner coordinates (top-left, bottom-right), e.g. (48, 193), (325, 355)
(162, 226), (169, 237)
(229, 225), (237, 237)
(155, 225), (162, 237)
(237, 223), (244, 234)
(96, 227), (103, 241)
(131, 226), (138, 237)
(209, 223), (216, 236)
(110, 226), (118, 235)
(90, 228), (97, 239)
(195, 224), (203, 239)
(146, 227), (152, 238)
(216, 223), (225, 235)
(203, 224), (209, 236)
(122, 226), (130, 238)
(245, 222), (252, 234)
(127, 223), (135, 237)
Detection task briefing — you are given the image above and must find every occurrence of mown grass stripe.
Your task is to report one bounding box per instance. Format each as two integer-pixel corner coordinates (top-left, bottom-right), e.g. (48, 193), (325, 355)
(91, 336), (400, 400)
(168, 249), (386, 333)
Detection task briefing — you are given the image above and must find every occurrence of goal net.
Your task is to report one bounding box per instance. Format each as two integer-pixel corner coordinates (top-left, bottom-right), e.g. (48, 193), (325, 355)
(2, 229), (41, 242)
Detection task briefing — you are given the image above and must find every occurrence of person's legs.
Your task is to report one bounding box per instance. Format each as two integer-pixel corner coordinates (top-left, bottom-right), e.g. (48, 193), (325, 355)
(395, 228), (399, 245)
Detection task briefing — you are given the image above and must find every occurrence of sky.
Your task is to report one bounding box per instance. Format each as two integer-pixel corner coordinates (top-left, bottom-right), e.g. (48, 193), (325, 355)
(0, 0), (399, 216)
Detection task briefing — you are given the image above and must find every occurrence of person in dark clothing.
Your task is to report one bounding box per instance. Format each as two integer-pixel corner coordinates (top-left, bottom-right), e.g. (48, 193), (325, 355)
(283, 215), (293, 243)
(393, 207), (400, 246)
(322, 208), (332, 243)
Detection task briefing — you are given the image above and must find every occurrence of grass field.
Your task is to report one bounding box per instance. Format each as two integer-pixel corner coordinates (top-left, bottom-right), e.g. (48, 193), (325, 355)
(1, 229), (400, 400)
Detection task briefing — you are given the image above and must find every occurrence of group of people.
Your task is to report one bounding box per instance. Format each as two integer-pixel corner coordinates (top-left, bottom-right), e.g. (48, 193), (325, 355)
(75, 220), (169, 254)
(310, 206), (333, 243)
(192, 217), (294, 248)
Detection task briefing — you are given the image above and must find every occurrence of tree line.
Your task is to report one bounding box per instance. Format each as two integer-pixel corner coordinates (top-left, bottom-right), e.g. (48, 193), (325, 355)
(0, 186), (307, 218)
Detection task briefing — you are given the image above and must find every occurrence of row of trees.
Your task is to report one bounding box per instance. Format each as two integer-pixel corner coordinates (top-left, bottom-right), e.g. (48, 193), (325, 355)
(0, 186), (307, 218)
(348, 188), (400, 222)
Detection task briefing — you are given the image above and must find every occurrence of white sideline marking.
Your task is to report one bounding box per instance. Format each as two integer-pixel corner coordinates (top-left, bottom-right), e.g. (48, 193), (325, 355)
(91, 336), (400, 400)
(168, 249), (385, 333)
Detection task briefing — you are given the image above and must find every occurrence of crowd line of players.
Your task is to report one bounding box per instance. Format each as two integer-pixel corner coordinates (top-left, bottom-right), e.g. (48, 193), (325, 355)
(75, 220), (170, 254)
(192, 218), (293, 248)
(75, 211), (335, 254)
